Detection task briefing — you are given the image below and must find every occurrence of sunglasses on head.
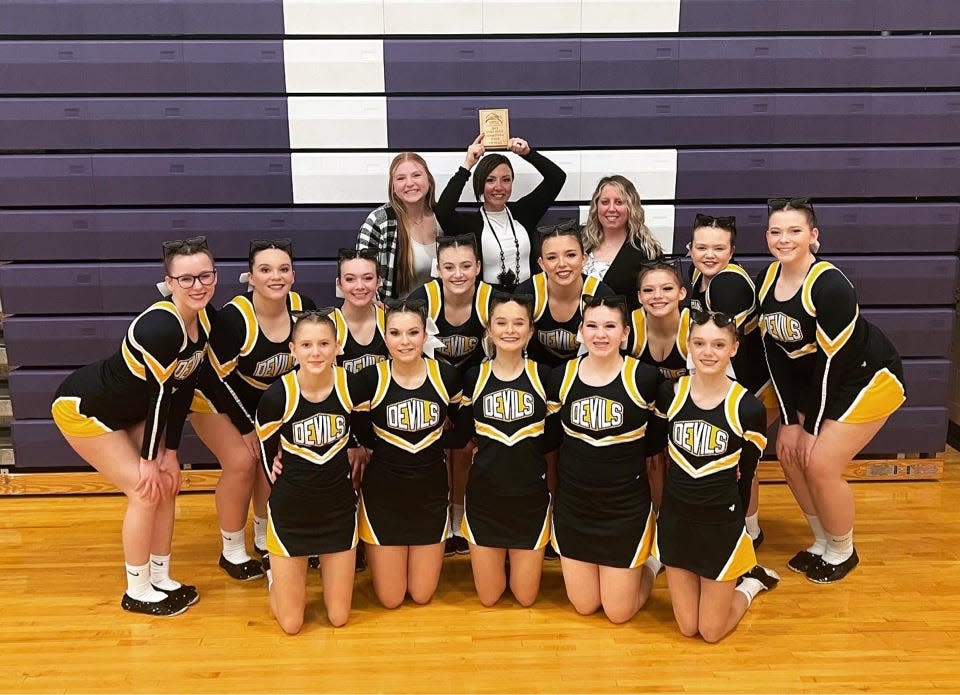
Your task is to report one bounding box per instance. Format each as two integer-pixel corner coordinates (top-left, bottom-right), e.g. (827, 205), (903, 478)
(291, 307), (338, 322)
(490, 290), (534, 308)
(338, 247), (379, 262)
(690, 308), (736, 328)
(249, 237), (293, 258)
(694, 214), (737, 232)
(384, 298), (427, 313)
(582, 294), (628, 310)
(436, 233), (476, 250)
(162, 235), (208, 257)
(767, 197), (814, 214)
(640, 254), (684, 273)
(536, 219), (580, 237)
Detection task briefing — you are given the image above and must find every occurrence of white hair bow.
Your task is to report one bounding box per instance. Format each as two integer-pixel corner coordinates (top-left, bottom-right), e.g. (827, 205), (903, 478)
(422, 316), (446, 359)
(156, 280), (172, 297)
(238, 271), (254, 292)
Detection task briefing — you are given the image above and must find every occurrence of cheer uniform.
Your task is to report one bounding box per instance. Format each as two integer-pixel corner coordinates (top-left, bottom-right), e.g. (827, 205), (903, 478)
(408, 278), (493, 373)
(627, 307), (691, 382)
(757, 261), (905, 435)
(337, 305), (389, 375)
(202, 291), (315, 434)
(649, 377), (766, 581)
(255, 369), (358, 557)
(352, 359), (463, 546)
(548, 356), (660, 568)
(689, 264), (775, 408)
(517, 273), (614, 368)
(455, 360), (560, 549)
(52, 301), (212, 460)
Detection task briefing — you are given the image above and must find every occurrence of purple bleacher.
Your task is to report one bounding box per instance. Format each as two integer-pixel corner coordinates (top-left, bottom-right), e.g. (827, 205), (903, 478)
(0, 1), (284, 35)
(673, 204), (960, 255)
(0, 41), (285, 95)
(0, 156), (94, 207)
(387, 96), (580, 149)
(874, 0), (960, 30)
(11, 358), (947, 421)
(89, 155), (292, 205)
(675, 148), (960, 200)
(0, 261), (338, 316)
(384, 39), (581, 94)
(579, 39), (679, 92)
(12, 421), (218, 471)
(724, 256), (956, 307)
(4, 308), (950, 368)
(0, 208), (364, 261)
(0, 97), (289, 151)
(679, 0), (875, 31)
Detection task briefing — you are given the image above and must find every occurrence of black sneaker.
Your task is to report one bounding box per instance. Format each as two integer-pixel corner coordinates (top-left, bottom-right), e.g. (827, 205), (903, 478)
(544, 544), (560, 561)
(444, 537), (458, 557)
(152, 583), (199, 607)
(741, 564), (780, 590)
(452, 536), (470, 555)
(254, 544), (268, 557)
(787, 549), (820, 574)
(308, 555), (320, 570)
(219, 554), (265, 581)
(355, 543), (366, 572)
(121, 592), (190, 617)
(751, 528), (765, 549)
(261, 554), (270, 572)
(806, 547), (859, 584)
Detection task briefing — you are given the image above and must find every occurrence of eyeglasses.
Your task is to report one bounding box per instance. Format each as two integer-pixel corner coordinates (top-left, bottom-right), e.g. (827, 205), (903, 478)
(536, 219), (579, 237)
(291, 307), (338, 322)
(338, 247), (379, 262)
(249, 238), (293, 260)
(168, 269), (217, 289)
(436, 233), (477, 250)
(690, 308), (736, 328)
(767, 197), (814, 214)
(694, 214), (737, 233)
(162, 235), (208, 258)
(384, 298), (426, 313)
(582, 294), (628, 310)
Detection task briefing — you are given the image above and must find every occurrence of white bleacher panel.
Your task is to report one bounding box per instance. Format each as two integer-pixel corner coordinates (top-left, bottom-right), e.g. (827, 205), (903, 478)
(579, 150), (678, 201)
(292, 150), (678, 205)
(580, 0), (680, 33)
(482, 0), (580, 33)
(283, 40), (384, 94)
(287, 97), (388, 149)
(384, 0), (483, 34)
(578, 204), (675, 251)
(282, 0), (384, 35)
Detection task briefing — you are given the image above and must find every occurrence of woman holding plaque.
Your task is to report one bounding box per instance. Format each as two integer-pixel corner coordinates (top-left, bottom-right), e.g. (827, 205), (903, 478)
(436, 132), (566, 292)
(357, 152), (442, 299)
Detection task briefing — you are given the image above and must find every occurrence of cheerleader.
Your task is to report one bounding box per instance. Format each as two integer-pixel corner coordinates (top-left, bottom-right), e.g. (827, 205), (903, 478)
(688, 214), (776, 548)
(409, 234), (493, 556)
(517, 222), (614, 368)
(548, 296), (661, 623)
(190, 239), (315, 580)
(352, 300), (463, 608)
(51, 236), (215, 615)
(648, 311), (779, 643)
(453, 292), (559, 606)
(627, 259), (690, 508)
(256, 311), (360, 632)
(759, 198), (905, 583)
(335, 247), (389, 375)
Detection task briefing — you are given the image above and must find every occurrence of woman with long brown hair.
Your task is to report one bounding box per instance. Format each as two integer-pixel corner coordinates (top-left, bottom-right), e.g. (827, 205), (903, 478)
(357, 152), (441, 299)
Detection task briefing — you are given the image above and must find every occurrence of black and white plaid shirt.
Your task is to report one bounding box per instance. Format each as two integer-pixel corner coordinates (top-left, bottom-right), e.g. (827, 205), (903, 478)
(356, 203), (400, 299)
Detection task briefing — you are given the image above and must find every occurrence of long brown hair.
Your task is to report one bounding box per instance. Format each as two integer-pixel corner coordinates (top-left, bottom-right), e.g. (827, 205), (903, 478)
(388, 152), (437, 297)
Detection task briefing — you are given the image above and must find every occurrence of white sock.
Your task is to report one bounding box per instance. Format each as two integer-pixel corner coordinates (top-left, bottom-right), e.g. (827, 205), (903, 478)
(253, 515), (267, 550)
(125, 562), (166, 602)
(821, 528), (854, 565)
(735, 577), (766, 607)
(643, 555), (663, 578)
(266, 566), (274, 591)
(804, 513), (828, 555)
(451, 504), (465, 538)
(745, 512), (761, 539)
(221, 528), (252, 564)
(149, 553), (181, 591)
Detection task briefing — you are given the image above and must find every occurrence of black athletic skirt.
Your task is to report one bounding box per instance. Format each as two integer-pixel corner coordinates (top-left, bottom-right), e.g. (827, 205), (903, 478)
(463, 480), (551, 550)
(359, 457), (449, 546)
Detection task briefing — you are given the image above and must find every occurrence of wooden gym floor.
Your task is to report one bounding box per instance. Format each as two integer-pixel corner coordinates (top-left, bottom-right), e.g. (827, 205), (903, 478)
(2, 462), (959, 694)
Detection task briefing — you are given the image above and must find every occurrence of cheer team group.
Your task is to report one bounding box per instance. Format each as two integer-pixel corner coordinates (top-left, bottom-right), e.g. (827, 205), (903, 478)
(50, 134), (907, 642)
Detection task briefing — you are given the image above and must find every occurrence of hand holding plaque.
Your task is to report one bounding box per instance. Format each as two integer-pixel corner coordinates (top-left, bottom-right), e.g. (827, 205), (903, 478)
(479, 109), (510, 150)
